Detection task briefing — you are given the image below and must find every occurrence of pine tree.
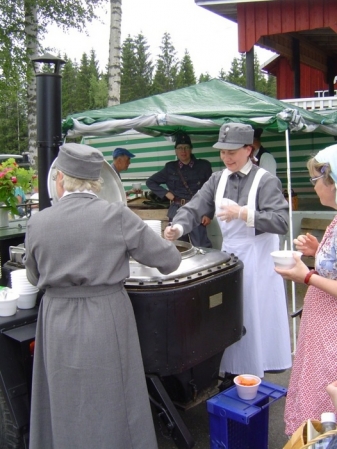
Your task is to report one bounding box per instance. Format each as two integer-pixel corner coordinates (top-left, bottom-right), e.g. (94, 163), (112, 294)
(75, 53), (91, 112)
(224, 54), (246, 87)
(199, 73), (212, 83)
(218, 69), (226, 80)
(133, 33), (153, 99)
(74, 51), (101, 111)
(89, 49), (100, 80)
(177, 50), (196, 88)
(152, 32), (179, 94)
(120, 36), (137, 103)
(0, 0), (107, 155)
(221, 52), (276, 97)
(0, 66), (28, 154)
(0, 83), (28, 153)
(89, 75), (109, 109)
(62, 56), (79, 117)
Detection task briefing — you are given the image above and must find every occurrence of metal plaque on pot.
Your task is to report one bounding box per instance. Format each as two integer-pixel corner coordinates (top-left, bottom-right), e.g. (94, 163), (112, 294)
(47, 158), (127, 205)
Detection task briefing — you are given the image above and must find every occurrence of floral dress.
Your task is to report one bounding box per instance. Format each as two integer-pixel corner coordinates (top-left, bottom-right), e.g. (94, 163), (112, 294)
(285, 215), (337, 435)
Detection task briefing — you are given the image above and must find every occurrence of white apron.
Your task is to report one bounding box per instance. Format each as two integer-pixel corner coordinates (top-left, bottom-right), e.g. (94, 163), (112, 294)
(216, 168), (292, 378)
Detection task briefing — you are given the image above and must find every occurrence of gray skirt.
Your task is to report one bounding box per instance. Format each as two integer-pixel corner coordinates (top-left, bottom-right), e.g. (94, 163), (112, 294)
(29, 283), (158, 449)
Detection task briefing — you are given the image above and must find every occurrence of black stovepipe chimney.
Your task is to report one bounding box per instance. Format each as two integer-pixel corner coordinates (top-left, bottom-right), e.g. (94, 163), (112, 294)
(31, 54), (65, 211)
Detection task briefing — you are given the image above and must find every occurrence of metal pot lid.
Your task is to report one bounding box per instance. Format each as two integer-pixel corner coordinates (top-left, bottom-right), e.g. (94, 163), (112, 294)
(126, 242), (236, 287)
(47, 158), (127, 205)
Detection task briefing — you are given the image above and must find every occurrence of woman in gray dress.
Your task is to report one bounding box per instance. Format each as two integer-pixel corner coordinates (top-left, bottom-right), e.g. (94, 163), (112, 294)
(25, 143), (181, 449)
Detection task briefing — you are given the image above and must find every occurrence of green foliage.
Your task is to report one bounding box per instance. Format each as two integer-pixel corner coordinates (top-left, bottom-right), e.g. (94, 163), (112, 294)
(120, 36), (137, 103)
(75, 53), (91, 112)
(152, 33), (179, 94)
(0, 63), (28, 154)
(224, 54), (246, 87)
(199, 73), (212, 83)
(61, 56), (79, 117)
(133, 34), (154, 99)
(0, 0), (107, 83)
(177, 50), (196, 88)
(89, 75), (108, 109)
(61, 50), (108, 113)
(221, 52), (276, 97)
(120, 33), (153, 102)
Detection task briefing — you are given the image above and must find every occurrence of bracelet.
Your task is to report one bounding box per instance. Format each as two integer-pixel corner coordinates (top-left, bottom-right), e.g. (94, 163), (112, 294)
(304, 269), (318, 285)
(238, 207), (243, 220)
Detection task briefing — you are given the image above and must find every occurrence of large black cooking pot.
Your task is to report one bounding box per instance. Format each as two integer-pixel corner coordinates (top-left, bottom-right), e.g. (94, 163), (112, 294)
(126, 242), (243, 376)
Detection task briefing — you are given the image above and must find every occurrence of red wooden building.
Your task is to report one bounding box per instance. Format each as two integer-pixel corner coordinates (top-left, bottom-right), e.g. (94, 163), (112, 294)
(195, 0), (337, 99)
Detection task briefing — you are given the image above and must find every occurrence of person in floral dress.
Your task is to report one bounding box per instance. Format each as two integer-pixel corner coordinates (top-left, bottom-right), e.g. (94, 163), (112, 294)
(275, 144), (337, 436)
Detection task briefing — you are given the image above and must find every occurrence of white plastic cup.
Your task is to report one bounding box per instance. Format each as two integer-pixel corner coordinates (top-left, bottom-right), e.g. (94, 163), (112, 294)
(270, 250), (302, 269)
(0, 289), (19, 317)
(132, 183), (142, 197)
(17, 291), (38, 309)
(234, 374), (261, 400)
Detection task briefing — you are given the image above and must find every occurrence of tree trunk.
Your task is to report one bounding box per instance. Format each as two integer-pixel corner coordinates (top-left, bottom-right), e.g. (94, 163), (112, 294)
(108, 0), (122, 106)
(25, 1), (38, 163)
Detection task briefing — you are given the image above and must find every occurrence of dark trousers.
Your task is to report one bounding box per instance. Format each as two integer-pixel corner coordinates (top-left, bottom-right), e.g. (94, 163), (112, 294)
(178, 223), (212, 248)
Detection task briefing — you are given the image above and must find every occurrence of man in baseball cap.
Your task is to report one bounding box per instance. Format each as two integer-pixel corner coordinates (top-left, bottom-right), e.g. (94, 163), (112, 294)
(111, 147), (135, 178)
(111, 147), (139, 197)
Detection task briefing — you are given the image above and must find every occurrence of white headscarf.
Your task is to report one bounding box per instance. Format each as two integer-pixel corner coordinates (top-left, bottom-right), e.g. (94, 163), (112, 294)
(315, 144), (337, 203)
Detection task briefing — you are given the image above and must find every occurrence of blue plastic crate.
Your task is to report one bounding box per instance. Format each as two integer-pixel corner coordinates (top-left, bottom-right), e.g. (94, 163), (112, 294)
(207, 380), (287, 449)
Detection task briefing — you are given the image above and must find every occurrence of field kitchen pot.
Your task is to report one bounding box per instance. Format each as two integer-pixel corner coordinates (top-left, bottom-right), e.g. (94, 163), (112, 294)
(126, 241), (243, 378)
(126, 240), (244, 449)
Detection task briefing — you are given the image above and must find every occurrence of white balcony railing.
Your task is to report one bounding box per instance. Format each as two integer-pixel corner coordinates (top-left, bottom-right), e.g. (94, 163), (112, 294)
(284, 96), (337, 111)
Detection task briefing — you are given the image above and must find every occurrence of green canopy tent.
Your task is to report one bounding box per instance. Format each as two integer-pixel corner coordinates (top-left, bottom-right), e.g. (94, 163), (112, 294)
(63, 79), (337, 138)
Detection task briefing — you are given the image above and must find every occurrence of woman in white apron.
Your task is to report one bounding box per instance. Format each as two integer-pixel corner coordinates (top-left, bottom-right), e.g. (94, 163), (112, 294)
(164, 123), (292, 378)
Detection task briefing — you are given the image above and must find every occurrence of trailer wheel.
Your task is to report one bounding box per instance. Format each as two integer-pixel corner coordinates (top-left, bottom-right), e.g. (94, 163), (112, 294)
(0, 388), (24, 449)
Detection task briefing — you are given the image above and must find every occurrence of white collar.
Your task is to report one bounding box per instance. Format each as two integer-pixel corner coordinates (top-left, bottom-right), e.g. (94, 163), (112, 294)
(227, 159), (253, 176)
(62, 189), (98, 198)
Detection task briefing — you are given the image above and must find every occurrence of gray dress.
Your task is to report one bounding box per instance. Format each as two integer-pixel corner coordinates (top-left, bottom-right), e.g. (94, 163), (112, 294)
(24, 193), (181, 449)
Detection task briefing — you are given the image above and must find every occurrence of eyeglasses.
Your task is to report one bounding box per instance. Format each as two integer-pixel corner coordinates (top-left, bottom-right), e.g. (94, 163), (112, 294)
(309, 174), (324, 186)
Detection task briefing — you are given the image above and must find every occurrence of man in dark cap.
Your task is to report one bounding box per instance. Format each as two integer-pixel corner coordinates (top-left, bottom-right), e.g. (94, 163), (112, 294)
(111, 147), (140, 197)
(252, 128), (277, 176)
(146, 132), (214, 247)
(25, 142), (181, 449)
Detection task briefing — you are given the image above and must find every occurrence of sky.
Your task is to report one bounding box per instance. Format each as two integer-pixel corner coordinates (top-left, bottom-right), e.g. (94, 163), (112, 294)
(43, 0), (275, 79)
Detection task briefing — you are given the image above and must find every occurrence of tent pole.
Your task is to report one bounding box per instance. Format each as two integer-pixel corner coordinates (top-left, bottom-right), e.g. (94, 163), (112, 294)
(285, 129), (297, 354)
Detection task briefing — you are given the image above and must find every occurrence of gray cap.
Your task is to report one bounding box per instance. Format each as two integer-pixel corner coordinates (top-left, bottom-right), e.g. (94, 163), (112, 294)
(56, 143), (104, 180)
(213, 123), (254, 150)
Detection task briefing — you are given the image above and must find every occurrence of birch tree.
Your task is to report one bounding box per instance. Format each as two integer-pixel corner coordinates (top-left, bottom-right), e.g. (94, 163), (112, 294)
(108, 0), (122, 106)
(0, 0), (107, 158)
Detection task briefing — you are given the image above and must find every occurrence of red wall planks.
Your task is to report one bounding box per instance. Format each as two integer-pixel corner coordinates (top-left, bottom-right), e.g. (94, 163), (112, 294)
(268, 57), (330, 99)
(237, 0), (337, 52)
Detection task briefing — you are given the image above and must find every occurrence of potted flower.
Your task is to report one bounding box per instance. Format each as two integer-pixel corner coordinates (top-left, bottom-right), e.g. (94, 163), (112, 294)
(0, 158), (37, 223)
